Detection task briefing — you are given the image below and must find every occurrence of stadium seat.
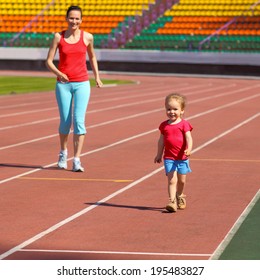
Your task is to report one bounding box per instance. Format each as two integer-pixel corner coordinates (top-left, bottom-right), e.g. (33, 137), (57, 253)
(0, 0), (259, 53)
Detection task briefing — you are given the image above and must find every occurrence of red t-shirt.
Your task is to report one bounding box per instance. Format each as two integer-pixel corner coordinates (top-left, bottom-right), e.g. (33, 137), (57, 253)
(58, 30), (89, 82)
(159, 119), (193, 160)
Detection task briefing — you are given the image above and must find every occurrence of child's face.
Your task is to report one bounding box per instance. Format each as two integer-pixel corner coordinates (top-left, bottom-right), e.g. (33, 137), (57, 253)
(165, 99), (184, 122)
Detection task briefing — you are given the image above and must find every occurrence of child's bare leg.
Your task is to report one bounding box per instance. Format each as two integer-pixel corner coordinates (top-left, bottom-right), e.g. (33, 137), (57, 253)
(166, 171), (178, 212)
(167, 171), (178, 201)
(176, 173), (186, 196)
(176, 173), (187, 209)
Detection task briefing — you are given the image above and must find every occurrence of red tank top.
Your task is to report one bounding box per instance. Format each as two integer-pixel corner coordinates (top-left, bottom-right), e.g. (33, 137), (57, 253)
(58, 30), (89, 82)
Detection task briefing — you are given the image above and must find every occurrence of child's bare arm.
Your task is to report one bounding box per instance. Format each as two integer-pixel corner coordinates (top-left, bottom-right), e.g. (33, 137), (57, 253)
(184, 131), (193, 156)
(154, 134), (164, 163)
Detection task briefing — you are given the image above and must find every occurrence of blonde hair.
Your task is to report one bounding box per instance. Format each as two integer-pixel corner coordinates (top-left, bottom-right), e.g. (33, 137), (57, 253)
(165, 93), (187, 110)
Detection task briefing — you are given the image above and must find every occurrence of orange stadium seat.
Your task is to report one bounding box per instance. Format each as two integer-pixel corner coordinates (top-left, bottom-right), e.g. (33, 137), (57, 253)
(0, 0), (260, 52)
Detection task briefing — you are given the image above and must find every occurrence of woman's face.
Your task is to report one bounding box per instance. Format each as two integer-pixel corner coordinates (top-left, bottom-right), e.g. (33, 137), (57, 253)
(66, 10), (82, 29)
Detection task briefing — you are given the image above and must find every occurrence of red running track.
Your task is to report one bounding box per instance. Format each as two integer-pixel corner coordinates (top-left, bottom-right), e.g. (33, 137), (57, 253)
(0, 71), (259, 260)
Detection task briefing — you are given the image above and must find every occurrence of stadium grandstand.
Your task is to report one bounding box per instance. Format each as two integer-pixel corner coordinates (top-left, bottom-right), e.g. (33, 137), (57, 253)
(0, 0), (260, 75)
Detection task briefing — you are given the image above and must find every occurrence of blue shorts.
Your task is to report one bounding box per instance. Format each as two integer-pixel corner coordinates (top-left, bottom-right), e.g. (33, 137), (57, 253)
(55, 81), (90, 135)
(164, 159), (192, 175)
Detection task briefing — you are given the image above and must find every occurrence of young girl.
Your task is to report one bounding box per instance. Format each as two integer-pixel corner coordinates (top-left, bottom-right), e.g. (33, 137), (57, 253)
(154, 93), (193, 212)
(45, 5), (103, 172)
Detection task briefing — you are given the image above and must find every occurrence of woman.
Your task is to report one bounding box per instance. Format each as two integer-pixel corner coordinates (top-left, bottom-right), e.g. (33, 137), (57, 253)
(46, 5), (103, 172)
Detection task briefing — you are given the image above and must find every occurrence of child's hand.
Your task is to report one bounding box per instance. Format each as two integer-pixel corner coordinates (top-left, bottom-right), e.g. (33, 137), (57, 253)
(184, 149), (191, 157)
(154, 156), (162, 163)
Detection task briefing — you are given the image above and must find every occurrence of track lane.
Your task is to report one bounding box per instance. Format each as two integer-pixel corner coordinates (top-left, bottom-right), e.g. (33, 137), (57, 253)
(0, 73), (259, 260)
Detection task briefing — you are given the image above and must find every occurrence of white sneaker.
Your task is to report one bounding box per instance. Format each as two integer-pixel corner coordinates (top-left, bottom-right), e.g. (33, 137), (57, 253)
(57, 152), (67, 169)
(72, 160), (84, 172)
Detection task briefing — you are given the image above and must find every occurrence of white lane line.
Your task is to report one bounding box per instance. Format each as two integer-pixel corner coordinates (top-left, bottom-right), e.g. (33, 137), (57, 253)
(0, 129), (156, 184)
(0, 167), (163, 260)
(0, 100), (54, 110)
(1, 91), (259, 150)
(19, 248), (211, 257)
(1, 98), (259, 183)
(0, 107), (57, 118)
(0, 93), (181, 129)
(0, 81), (214, 120)
(0, 117), (59, 131)
(0, 109), (159, 149)
(210, 189), (260, 260)
(192, 112), (259, 153)
(0, 80), (207, 112)
(0, 112), (258, 260)
(0, 82), (184, 117)
(0, 80), (250, 131)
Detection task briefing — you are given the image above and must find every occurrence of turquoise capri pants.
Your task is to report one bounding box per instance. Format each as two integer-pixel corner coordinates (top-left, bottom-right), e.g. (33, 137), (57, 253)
(55, 81), (91, 135)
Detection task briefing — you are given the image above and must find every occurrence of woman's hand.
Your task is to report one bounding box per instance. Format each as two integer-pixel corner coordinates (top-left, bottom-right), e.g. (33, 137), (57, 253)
(59, 73), (69, 83)
(95, 78), (103, 88)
